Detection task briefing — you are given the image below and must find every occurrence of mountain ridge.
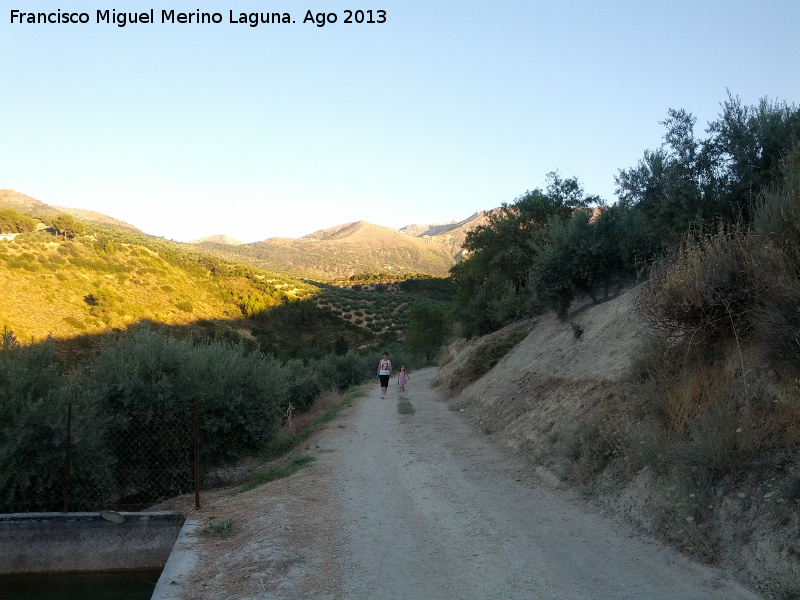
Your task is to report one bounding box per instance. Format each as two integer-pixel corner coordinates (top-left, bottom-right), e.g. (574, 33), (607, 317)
(196, 219), (456, 279)
(1, 188), (492, 279)
(192, 214), (492, 279)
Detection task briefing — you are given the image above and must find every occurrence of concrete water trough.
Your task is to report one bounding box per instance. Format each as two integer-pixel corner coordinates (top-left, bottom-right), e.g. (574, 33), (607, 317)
(0, 512), (184, 574)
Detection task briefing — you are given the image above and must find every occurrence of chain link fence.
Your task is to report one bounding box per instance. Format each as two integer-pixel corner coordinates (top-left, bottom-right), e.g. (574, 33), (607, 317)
(1, 402), (201, 514)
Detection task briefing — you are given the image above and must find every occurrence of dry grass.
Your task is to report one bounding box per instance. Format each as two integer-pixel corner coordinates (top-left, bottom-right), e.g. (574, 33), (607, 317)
(261, 386), (366, 462)
(445, 328), (528, 396)
(551, 414), (620, 485)
(288, 391), (342, 434)
(636, 230), (758, 347)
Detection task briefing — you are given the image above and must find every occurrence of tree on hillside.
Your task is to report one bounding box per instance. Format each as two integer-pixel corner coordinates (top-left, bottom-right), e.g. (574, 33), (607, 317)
(0, 209), (37, 234)
(616, 93), (800, 244)
(406, 302), (451, 361)
(334, 334), (349, 356)
(450, 172), (601, 335)
(1, 326), (19, 350)
(455, 172), (600, 296)
(52, 214), (86, 238)
(528, 204), (655, 319)
(449, 93), (800, 333)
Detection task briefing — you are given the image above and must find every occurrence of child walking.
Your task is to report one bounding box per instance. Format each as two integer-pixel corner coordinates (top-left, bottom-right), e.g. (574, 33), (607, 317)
(397, 365), (408, 398)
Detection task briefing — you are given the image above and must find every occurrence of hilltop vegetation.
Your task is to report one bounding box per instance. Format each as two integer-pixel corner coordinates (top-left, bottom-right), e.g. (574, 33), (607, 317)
(0, 189), (141, 232)
(451, 93), (800, 337)
(0, 208), (37, 234)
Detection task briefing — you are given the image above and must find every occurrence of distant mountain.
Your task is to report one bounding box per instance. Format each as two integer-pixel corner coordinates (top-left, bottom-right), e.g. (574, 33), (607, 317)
(401, 211), (493, 261)
(189, 234), (245, 246)
(2, 187), (492, 280)
(193, 220), (460, 279)
(0, 189), (142, 232)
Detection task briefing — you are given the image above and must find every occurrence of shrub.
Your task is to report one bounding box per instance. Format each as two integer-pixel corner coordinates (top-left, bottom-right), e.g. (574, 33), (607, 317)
(552, 416), (619, 484)
(88, 326), (289, 468)
(56, 242), (78, 256)
(0, 209), (37, 234)
(64, 316), (87, 330)
(0, 340), (113, 511)
(314, 352), (372, 392)
(198, 517), (235, 537)
(637, 226), (800, 354)
(175, 300), (194, 313)
(749, 165), (800, 369)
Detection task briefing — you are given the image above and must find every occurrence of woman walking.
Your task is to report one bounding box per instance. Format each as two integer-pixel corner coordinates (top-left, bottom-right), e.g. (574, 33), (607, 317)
(377, 352), (392, 399)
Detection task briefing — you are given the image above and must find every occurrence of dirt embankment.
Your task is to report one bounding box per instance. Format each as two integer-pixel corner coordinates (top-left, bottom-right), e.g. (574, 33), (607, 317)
(436, 290), (800, 598)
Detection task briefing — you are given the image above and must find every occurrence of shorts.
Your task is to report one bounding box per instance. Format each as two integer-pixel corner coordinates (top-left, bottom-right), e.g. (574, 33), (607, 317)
(379, 375), (390, 387)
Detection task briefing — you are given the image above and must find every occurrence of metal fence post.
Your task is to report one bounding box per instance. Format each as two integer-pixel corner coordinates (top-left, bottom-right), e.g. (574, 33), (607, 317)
(63, 403), (72, 513)
(194, 402), (200, 509)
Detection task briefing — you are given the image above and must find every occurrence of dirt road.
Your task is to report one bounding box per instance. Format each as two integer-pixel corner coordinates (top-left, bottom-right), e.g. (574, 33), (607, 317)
(183, 367), (763, 599)
(320, 367), (760, 600)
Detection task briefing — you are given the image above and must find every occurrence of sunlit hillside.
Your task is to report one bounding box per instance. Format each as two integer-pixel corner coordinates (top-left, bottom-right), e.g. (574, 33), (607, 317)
(0, 227), (316, 344)
(0, 219), (455, 364)
(0, 189), (141, 232)
(193, 220), (459, 279)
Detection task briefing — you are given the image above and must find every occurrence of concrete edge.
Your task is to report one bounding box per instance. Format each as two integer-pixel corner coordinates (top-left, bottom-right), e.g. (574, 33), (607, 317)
(0, 511), (180, 523)
(151, 517), (200, 600)
(0, 511), (184, 575)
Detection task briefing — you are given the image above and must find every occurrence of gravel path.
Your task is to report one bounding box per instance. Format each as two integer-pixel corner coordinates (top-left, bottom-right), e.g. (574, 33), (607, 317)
(323, 367), (761, 600)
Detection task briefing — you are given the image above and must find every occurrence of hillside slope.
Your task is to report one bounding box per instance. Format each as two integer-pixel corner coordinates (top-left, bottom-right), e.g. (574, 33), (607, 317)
(0, 226), (452, 361)
(0, 189), (141, 232)
(438, 293), (641, 447)
(0, 228), (315, 346)
(401, 210), (493, 261)
(436, 290), (799, 598)
(194, 220), (457, 279)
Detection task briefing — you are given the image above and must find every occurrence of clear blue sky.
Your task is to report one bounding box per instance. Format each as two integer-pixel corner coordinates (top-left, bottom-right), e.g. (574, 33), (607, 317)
(2, 1), (799, 242)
